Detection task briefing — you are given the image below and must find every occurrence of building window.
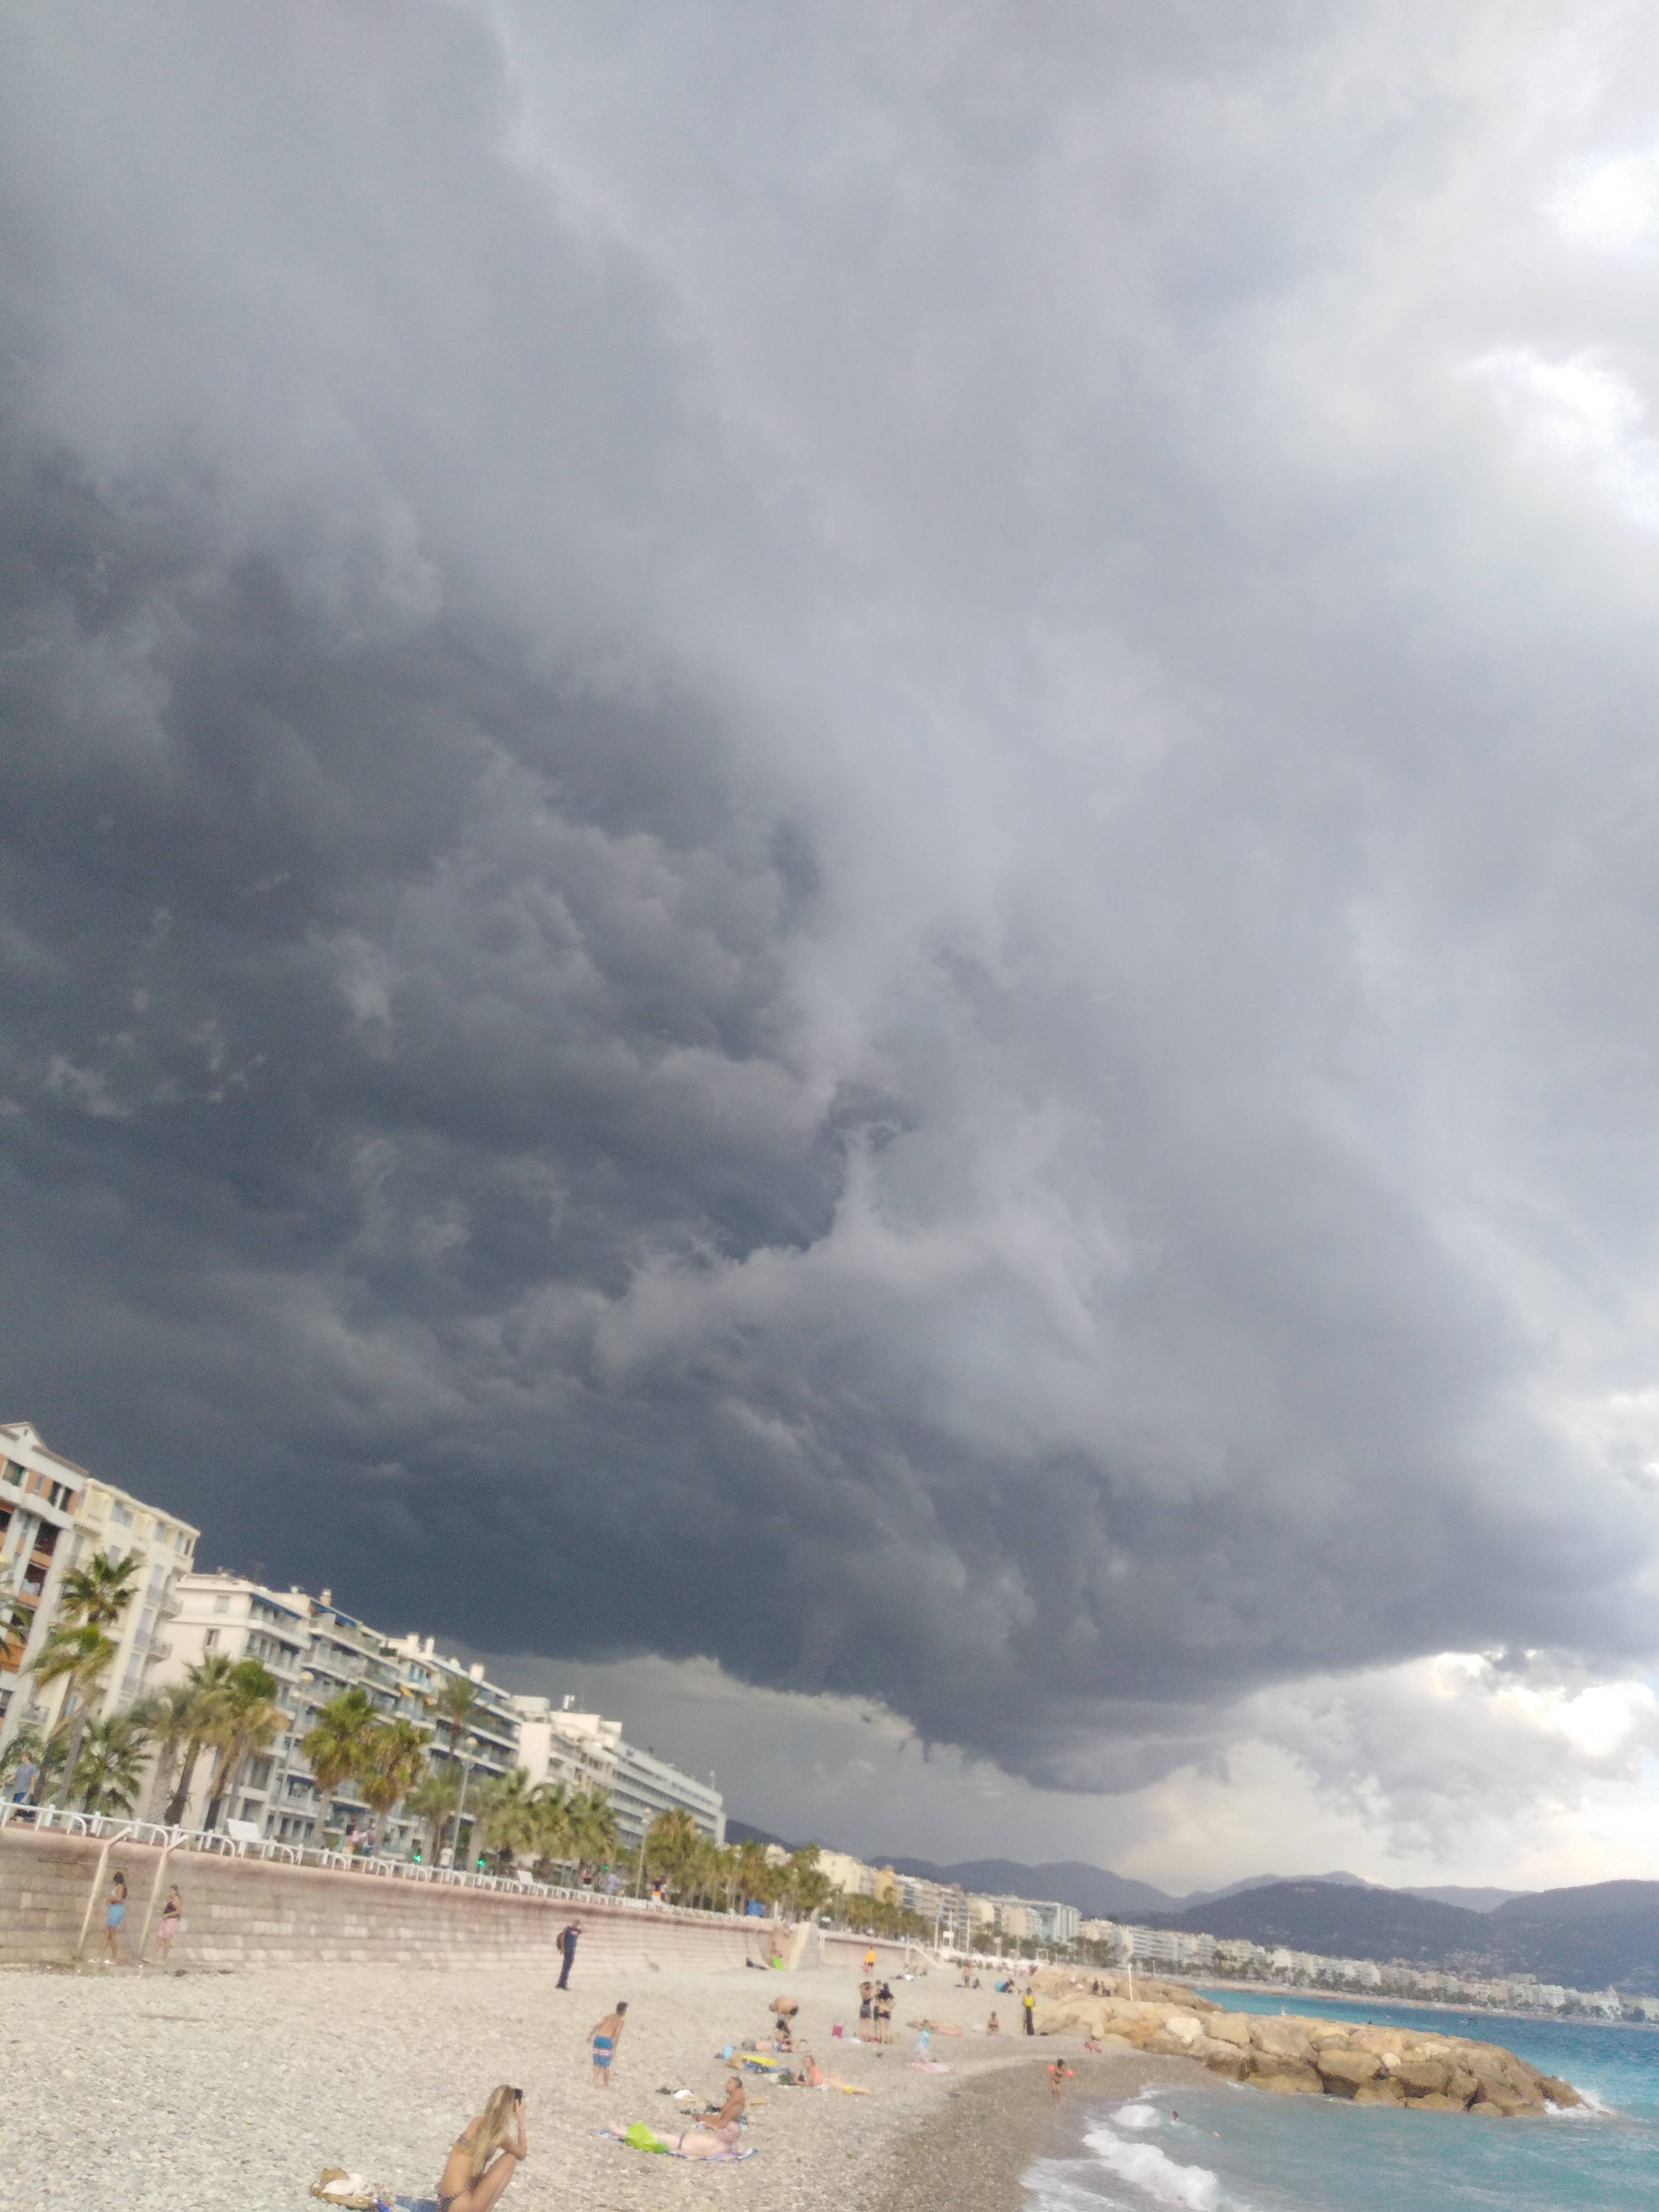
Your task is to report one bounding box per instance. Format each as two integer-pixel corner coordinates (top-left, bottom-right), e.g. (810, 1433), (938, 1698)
(111, 1501), (132, 1527)
(203, 1628), (220, 1649)
(213, 1594), (230, 1614)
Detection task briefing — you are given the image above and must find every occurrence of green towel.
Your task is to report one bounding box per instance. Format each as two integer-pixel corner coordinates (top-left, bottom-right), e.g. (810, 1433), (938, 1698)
(623, 2122), (668, 2155)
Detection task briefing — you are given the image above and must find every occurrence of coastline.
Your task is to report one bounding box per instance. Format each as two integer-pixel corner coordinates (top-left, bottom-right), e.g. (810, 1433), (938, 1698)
(1193, 1975), (1659, 2035)
(868, 2047), (1210, 2212)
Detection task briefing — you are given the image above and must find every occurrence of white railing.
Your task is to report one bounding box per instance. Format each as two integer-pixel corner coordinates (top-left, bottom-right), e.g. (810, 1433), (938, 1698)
(0, 1803), (761, 1920)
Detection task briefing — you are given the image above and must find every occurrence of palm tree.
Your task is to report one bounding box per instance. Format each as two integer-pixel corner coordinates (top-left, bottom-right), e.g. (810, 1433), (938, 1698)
(782, 1845), (833, 1922)
(0, 1586), (33, 1671)
(472, 1766), (546, 1868)
(29, 1622), (118, 1807)
(162, 1654), (239, 1826)
(58, 1549), (144, 1631)
(357, 1717), (430, 1837)
(201, 1660), (282, 1831)
(429, 1673), (485, 1859)
(529, 1785), (575, 1879)
(643, 1807), (703, 1899)
(432, 1673), (484, 1761)
(566, 1787), (618, 1870)
(299, 1686), (381, 1826)
(405, 1764), (463, 1864)
(136, 1680), (203, 1822)
(73, 1712), (154, 1815)
(733, 1838), (775, 1915)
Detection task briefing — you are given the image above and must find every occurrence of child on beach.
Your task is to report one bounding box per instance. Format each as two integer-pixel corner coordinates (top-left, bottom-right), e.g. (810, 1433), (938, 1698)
(1048, 2062), (1074, 2105)
(589, 2001), (629, 2088)
(145, 1884), (181, 1967)
(100, 1871), (127, 1964)
(435, 2085), (527, 2212)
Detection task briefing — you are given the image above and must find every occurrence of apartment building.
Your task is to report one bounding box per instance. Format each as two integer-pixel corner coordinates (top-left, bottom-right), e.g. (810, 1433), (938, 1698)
(0, 1421), (198, 1750)
(154, 1580), (525, 1849)
(509, 1696), (724, 1845)
(816, 1847), (877, 1898)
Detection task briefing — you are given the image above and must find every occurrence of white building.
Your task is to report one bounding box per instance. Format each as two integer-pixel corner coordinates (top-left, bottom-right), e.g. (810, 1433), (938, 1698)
(153, 1578), (525, 1849)
(508, 1695), (724, 1845)
(0, 1422), (197, 1753)
(817, 1847), (877, 1898)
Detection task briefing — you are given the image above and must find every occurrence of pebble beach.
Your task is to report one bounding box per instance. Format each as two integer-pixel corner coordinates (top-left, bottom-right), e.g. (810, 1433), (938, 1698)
(0, 1958), (1183, 2211)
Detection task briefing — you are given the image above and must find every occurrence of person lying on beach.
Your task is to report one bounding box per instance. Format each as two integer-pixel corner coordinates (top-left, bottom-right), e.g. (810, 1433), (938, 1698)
(435, 2085), (527, 2212)
(706, 2075), (745, 2126)
(590, 2002), (629, 2088)
(649, 2122), (744, 2158)
(797, 2051), (874, 2095)
(986, 2012), (1000, 2034)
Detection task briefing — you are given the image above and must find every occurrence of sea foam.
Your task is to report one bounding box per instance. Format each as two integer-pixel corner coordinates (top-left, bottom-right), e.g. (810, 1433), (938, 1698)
(1082, 2124), (1234, 2211)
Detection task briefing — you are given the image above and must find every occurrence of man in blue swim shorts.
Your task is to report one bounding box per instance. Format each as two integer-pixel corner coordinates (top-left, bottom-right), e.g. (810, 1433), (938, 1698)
(589, 1999), (628, 2088)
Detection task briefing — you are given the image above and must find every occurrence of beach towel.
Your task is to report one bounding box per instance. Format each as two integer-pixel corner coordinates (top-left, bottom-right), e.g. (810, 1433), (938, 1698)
(599, 2127), (759, 2164)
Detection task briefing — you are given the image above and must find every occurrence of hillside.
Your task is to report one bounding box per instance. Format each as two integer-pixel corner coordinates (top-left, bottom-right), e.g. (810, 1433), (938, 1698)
(1148, 1876), (1659, 1992)
(1146, 1880), (1489, 1964)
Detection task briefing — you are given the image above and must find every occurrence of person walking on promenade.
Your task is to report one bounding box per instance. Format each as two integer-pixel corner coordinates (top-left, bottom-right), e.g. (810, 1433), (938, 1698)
(589, 2000), (628, 2088)
(435, 2084), (527, 2212)
(556, 1918), (581, 1990)
(144, 1884), (182, 1967)
(100, 1871), (128, 1965)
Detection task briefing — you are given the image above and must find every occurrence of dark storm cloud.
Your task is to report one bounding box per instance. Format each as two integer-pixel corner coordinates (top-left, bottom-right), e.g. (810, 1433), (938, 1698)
(7, 0), (1659, 1803)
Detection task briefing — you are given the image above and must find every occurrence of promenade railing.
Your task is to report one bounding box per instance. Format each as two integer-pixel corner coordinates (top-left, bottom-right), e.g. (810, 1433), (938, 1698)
(0, 1800), (757, 1920)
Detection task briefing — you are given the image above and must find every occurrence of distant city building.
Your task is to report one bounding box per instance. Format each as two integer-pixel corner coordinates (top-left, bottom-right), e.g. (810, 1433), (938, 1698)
(0, 1422), (197, 1751)
(816, 1847), (877, 1898)
(509, 1695), (723, 1845)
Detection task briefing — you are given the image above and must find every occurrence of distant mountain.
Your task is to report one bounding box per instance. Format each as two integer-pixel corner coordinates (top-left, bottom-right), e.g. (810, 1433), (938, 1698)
(1184, 1870), (1377, 1909)
(1403, 1884), (1526, 1913)
(725, 1819), (794, 1850)
(1146, 1876), (1659, 1992)
(1484, 1881), (1659, 1991)
(1145, 1880), (1487, 1964)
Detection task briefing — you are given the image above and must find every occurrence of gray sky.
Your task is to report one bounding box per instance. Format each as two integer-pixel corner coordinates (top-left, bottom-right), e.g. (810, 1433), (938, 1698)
(6, 1), (1659, 1887)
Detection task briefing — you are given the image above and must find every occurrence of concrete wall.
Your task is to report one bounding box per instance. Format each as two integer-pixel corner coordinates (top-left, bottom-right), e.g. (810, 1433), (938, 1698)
(0, 1828), (784, 1973)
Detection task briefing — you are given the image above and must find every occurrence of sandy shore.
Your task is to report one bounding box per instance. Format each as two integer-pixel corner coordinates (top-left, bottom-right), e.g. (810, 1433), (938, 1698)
(0, 1958), (1202, 2211)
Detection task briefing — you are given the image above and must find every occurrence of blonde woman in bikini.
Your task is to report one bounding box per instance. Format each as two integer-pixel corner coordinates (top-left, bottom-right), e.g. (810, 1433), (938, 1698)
(436, 2085), (527, 2212)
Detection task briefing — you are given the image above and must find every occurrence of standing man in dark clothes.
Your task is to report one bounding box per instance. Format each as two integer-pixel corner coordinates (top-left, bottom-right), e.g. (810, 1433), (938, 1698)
(557, 1918), (581, 1989)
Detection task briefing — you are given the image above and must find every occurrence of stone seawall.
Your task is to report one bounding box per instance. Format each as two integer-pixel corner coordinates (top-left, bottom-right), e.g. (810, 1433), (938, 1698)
(0, 1828), (781, 1973)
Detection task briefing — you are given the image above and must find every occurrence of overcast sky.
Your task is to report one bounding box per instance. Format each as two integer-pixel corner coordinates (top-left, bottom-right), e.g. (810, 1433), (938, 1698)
(9, 1), (1659, 1890)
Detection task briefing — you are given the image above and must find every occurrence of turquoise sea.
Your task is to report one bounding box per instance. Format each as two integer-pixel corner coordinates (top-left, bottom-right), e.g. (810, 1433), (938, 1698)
(1020, 1986), (1659, 2211)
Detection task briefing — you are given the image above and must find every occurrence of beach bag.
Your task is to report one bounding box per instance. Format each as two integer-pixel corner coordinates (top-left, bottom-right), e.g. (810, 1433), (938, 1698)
(309, 2170), (384, 2209)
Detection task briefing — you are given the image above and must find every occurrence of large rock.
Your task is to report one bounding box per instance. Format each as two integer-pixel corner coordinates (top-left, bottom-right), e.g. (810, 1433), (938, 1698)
(1314, 2047), (1384, 2096)
(1393, 2056), (1453, 2099)
(1249, 2018), (1316, 2064)
(1037, 1992), (1576, 2120)
(1538, 2074), (1582, 2109)
(1191, 2034), (1249, 2077)
(1247, 2058), (1326, 2095)
(1352, 2077), (1407, 2106)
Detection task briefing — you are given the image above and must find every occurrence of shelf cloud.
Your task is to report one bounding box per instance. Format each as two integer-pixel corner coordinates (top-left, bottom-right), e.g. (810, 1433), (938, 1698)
(7, 1), (1659, 1845)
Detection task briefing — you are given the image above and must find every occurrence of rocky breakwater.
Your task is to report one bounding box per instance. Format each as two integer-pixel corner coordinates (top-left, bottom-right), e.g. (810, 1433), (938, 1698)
(1030, 1974), (1581, 2116)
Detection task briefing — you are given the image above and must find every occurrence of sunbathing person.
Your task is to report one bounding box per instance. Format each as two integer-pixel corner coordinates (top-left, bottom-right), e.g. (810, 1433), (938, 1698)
(663, 2121), (744, 2158)
(706, 2075), (746, 2126)
(435, 2085), (527, 2212)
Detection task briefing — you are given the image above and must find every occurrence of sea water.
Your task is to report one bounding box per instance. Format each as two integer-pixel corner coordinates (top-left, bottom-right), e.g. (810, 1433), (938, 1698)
(1019, 1985), (1659, 2211)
